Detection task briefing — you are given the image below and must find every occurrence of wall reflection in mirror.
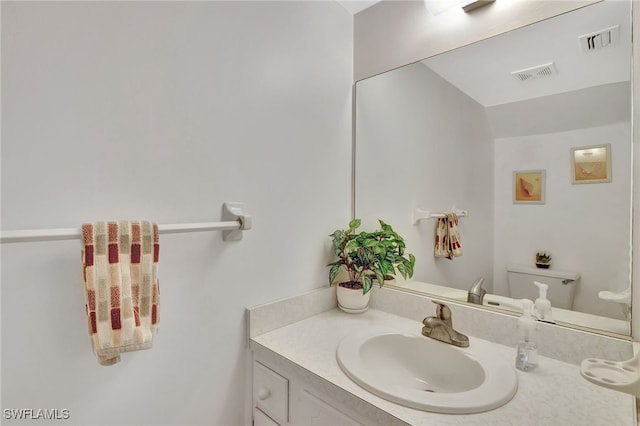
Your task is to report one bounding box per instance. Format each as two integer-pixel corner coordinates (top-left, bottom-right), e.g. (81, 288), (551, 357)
(354, 0), (632, 336)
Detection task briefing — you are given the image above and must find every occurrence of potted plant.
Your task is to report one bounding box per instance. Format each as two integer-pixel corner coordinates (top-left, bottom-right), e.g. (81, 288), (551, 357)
(535, 251), (552, 269)
(328, 219), (415, 313)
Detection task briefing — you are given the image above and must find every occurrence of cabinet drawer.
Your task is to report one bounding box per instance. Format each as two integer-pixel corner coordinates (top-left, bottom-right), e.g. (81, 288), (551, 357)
(253, 361), (288, 424)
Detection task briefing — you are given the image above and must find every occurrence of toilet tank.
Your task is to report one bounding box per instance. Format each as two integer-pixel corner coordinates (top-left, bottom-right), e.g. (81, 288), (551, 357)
(506, 264), (580, 310)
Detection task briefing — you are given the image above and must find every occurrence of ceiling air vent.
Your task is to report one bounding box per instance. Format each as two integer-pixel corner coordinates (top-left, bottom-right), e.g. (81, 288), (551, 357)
(511, 62), (557, 82)
(578, 25), (619, 53)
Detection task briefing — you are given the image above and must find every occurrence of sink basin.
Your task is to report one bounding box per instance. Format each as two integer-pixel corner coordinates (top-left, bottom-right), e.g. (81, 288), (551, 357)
(336, 326), (518, 414)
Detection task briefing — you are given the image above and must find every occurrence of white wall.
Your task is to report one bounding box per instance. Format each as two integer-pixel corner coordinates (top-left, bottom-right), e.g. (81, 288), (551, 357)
(493, 123), (632, 320)
(1, 2), (352, 425)
(486, 82), (632, 139)
(355, 62), (494, 291)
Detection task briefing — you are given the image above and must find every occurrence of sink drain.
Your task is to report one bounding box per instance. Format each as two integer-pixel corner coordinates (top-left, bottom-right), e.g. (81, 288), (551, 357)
(415, 378), (436, 393)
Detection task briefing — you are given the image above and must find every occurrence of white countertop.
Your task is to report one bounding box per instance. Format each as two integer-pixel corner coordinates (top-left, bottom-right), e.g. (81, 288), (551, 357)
(251, 307), (635, 426)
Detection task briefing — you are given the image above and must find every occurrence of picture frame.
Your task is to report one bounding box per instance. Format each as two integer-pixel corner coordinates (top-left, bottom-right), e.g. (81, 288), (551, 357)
(570, 143), (611, 184)
(513, 170), (545, 204)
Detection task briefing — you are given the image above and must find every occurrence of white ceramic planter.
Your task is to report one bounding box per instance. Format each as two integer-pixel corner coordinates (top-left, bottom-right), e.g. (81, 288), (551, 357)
(337, 284), (371, 314)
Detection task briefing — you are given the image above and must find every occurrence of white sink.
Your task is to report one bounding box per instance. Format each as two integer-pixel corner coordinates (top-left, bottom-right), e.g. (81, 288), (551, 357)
(336, 326), (518, 414)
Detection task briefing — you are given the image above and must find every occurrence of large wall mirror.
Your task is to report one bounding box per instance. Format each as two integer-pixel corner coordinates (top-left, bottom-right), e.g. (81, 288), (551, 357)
(354, 0), (632, 337)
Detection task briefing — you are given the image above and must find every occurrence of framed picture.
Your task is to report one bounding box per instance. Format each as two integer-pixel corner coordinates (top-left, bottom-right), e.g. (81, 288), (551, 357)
(513, 170), (545, 204)
(570, 143), (611, 184)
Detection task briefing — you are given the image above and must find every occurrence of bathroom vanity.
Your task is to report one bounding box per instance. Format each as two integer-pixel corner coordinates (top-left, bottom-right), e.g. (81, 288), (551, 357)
(248, 287), (635, 426)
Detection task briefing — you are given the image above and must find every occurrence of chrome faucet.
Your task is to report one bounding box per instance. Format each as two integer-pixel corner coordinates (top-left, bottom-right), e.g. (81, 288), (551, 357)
(467, 277), (486, 305)
(422, 301), (469, 347)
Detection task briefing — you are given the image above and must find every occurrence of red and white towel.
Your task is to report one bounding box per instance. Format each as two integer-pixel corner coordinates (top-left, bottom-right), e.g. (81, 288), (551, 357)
(81, 221), (160, 365)
(446, 213), (463, 258)
(434, 214), (462, 260)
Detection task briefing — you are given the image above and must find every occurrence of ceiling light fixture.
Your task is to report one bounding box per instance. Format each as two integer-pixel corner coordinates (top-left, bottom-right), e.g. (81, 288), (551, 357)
(461, 0), (495, 13)
(424, 0), (494, 15)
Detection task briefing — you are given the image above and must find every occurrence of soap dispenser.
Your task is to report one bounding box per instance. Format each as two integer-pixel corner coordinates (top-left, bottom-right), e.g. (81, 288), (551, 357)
(516, 299), (538, 372)
(533, 281), (553, 322)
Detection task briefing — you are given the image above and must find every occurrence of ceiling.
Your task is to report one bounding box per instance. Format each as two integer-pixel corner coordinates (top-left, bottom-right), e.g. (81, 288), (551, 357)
(422, 0), (631, 107)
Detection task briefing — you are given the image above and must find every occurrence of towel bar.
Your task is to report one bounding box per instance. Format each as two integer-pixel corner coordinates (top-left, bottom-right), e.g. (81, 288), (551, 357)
(0, 202), (252, 243)
(413, 207), (468, 225)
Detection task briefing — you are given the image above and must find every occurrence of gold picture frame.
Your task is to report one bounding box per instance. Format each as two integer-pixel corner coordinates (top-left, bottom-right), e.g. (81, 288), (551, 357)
(513, 170), (545, 204)
(570, 143), (611, 184)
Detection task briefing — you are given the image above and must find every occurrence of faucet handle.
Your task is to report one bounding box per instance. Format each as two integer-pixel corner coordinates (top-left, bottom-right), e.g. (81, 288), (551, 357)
(432, 300), (453, 327)
(432, 301), (452, 324)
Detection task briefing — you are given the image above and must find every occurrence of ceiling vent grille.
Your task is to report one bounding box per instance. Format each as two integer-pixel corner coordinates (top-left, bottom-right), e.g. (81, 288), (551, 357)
(579, 25), (619, 53)
(511, 62), (557, 82)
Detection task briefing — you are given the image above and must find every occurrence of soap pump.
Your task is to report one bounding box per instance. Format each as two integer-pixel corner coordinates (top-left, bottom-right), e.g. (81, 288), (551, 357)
(533, 281), (553, 322)
(515, 299), (538, 372)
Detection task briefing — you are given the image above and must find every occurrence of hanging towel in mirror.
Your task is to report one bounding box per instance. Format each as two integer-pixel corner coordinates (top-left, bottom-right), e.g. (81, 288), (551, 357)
(434, 217), (450, 258)
(446, 213), (463, 258)
(81, 221), (160, 366)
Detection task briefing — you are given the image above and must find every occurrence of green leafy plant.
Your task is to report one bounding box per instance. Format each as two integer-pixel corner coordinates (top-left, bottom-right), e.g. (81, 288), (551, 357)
(328, 219), (416, 294)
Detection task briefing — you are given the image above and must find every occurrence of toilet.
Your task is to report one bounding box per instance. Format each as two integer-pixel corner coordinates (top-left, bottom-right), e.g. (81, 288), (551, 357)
(506, 264), (580, 310)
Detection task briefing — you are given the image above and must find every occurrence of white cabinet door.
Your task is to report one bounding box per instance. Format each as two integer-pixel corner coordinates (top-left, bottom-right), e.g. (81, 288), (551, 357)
(289, 385), (363, 426)
(253, 408), (280, 426)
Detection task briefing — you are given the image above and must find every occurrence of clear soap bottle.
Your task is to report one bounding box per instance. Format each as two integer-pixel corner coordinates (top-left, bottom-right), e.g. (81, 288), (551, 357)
(515, 299), (538, 372)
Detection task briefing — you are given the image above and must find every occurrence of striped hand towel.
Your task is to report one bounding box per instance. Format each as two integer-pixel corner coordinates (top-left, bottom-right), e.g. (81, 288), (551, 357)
(434, 214), (463, 260)
(81, 221), (160, 366)
(434, 217), (450, 258)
